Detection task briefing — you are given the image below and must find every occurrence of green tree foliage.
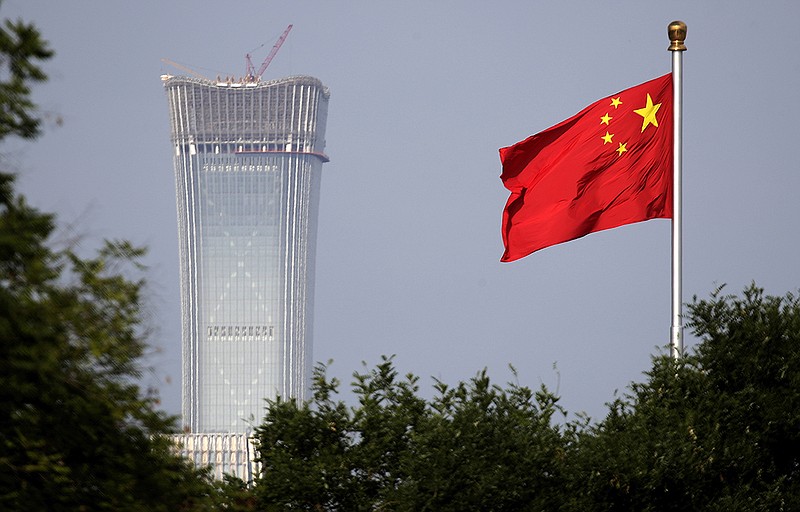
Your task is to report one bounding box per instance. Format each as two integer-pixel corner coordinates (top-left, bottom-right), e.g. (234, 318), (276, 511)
(254, 357), (567, 511)
(0, 225), (213, 510)
(253, 285), (800, 511)
(565, 285), (800, 511)
(0, 9), (217, 511)
(208, 475), (258, 512)
(0, 9), (52, 139)
(395, 370), (565, 510)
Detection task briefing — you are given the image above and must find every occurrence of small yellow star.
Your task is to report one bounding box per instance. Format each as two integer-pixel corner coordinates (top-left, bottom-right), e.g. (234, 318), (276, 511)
(616, 142), (627, 156)
(610, 97), (622, 108)
(600, 113), (612, 125)
(601, 132), (614, 145)
(633, 93), (662, 132)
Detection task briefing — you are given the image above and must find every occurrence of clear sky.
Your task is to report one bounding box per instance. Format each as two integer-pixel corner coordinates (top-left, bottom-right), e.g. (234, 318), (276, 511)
(6, 0), (800, 422)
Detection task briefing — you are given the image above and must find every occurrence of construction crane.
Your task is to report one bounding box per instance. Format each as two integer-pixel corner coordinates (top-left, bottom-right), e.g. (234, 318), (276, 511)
(245, 24), (293, 82)
(160, 58), (209, 81)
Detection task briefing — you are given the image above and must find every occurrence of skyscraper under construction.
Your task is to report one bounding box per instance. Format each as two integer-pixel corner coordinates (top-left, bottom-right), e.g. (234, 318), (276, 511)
(162, 71), (330, 444)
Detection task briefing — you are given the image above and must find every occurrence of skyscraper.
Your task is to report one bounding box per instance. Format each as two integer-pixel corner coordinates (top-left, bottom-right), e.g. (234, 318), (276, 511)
(162, 73), (329, 437)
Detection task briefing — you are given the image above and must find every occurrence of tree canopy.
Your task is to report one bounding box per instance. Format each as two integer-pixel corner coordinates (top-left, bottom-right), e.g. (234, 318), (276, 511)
(255, 357), (566, 511)
(253, 284), (800, 511)
(564, 285), (800, 511)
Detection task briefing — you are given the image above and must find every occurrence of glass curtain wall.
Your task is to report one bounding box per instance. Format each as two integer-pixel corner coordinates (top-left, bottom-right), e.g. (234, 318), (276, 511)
(164, 75), (329, 432)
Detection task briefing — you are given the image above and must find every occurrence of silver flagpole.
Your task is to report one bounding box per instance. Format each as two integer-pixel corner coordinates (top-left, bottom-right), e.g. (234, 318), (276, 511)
(668, 21), (686, 358)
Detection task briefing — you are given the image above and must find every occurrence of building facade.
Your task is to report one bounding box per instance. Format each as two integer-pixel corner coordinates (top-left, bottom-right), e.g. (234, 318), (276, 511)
(163, 74), (329, 434)
(171, 432), (261, 481)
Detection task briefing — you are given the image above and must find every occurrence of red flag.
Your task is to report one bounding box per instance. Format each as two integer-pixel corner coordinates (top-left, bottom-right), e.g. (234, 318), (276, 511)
(500, 74), (673, 262)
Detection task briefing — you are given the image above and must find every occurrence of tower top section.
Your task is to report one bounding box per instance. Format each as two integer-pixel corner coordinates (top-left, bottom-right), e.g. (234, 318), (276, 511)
(163, 73), (330, 160)
(160, 73), (329, 97)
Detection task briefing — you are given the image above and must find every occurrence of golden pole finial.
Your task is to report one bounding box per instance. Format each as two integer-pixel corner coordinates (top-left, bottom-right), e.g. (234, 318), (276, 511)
(668, 21), (687, 51)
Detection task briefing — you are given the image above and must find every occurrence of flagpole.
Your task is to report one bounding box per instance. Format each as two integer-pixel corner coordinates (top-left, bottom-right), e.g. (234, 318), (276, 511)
(668, 21), (686, 359)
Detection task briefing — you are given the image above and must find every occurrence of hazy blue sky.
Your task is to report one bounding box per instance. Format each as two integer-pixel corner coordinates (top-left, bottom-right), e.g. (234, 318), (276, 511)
(7, 1), (800, 422)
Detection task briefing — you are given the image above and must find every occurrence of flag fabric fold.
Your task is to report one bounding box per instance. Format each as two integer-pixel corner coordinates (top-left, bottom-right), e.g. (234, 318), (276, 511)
(500, 74), (673, 262)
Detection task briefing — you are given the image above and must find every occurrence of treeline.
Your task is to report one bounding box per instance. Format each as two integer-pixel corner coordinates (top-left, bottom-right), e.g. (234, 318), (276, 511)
(252, 286), (800, 511)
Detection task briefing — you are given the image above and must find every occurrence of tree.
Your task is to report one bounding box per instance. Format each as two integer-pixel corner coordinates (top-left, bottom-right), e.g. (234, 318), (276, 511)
(564, 284), (800, 511)
(253, 285), (800, 511)
(0, 10), (217, 511)
(392, 368), (566, 511)
(255, 363), (361, 511)
(254, 357), (568, 511)
(0, 11), (52, 139)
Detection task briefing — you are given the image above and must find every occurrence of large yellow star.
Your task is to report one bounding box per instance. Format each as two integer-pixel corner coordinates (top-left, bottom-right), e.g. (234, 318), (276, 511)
(633, 93), (662, 132)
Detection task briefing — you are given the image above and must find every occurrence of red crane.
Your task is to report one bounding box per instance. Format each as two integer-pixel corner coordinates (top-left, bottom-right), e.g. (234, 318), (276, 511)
(245, 24), (293, 82)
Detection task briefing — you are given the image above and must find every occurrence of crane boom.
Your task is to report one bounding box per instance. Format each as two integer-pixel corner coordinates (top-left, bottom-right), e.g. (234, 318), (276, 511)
(247, 24), (293, 81)
(161, 58), (208, 80)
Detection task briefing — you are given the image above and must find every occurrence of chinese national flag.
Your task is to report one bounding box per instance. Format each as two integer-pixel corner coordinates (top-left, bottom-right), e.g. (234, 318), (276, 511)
(500, 74), (673, 262)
